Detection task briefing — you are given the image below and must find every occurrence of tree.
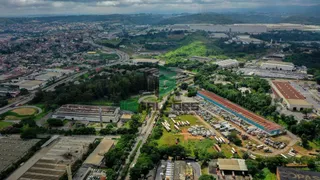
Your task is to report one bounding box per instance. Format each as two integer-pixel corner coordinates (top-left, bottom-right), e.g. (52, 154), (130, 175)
(20, 88), (29, 95)
(47, 118), (64, 127)
(302, 108), (313, 119)
(20, 126), (37, 139)
(180, 83), (188, 90)
(199, 175), (215, 180)
(227, 131), (242, 146)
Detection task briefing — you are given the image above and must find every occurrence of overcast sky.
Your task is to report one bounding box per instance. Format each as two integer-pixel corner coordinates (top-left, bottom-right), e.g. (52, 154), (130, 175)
(0, 0), (319, 17)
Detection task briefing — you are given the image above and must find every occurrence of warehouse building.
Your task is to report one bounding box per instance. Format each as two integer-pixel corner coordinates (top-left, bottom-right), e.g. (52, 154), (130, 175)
(214, 59), (239, 69)
(272, 81), (313, 111)
(17, 136), (95, 180)
(198, 90), (283, 135)
(52, 104), (120, 123)
(261, 60), (295, 71)
(209, 159), (250, 179)
(277, 167), (320, 180)
(18, 80), (44, 90)
(83, 138), (115, 167)
(132, 59), (159, 65)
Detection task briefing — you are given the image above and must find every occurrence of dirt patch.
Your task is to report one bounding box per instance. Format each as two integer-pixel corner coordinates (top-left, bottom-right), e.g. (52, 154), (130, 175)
(12, 108), (37, 116)
(180, 128), (204, 141)
(5, 116), (21, 120)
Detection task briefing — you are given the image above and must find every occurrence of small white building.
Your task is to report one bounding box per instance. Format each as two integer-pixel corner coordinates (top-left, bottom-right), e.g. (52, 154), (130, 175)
(261, 60), (294, 71)
(214, 59), (239, 69)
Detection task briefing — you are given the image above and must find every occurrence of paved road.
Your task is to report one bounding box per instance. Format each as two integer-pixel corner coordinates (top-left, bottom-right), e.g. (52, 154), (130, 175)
(123, 111), (158, 180)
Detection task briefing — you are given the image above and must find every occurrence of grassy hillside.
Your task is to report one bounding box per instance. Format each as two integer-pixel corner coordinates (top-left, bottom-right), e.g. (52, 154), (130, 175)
(160, 41), (207, 63)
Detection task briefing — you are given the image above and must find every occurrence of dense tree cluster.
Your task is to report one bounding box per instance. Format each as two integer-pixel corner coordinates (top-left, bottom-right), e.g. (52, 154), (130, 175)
(195, 71), (274, 115)
(252, 31), (320, 42)
(47, 118), (64, 127)
(31, 71), (154, 109)
(104, 134), (137, 175)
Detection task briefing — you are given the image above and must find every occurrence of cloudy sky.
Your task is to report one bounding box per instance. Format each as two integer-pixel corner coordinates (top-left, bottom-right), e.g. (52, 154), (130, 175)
(0, 0), (318, 16)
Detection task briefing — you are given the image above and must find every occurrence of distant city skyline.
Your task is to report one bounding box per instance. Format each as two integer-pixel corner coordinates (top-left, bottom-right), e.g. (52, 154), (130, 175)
(0, 0), (319, 17)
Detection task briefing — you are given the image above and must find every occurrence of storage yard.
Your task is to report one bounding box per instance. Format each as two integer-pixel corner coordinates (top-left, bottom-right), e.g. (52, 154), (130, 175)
(194, 93), (306, 157)
(52, 104), (120, 123)
(158, 114), (240, 158)
(197, 90), (283, 135)
(0, 136), (40, 173)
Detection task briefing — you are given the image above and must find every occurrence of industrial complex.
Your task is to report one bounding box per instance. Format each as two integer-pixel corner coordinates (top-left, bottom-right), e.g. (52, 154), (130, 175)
(197, 90), (283, 135)
(260, 60), (295, 71)
(272, 81), (313, 111)
(52, 104), (120, 123)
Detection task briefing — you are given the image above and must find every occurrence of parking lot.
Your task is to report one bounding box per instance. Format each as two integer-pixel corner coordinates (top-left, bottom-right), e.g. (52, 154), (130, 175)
(195, 96), (300, 157)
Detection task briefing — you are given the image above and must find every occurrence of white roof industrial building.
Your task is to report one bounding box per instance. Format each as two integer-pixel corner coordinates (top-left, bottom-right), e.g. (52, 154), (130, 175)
(214, 59), (239, 69)
(261, 60), (295, 71)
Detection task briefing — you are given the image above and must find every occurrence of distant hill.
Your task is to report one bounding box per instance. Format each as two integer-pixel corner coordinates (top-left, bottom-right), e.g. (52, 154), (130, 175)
(157, 13), (243, 25)
(280, 16), (320, 25)
(1, 12), (320, 26)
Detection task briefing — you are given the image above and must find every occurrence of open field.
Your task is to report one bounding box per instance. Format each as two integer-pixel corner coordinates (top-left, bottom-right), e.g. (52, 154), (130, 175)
(0, 121), (13, 129)
(157, 115), (237, 157)
(1, 108), (38, 121)
(12, 107), (37, 116)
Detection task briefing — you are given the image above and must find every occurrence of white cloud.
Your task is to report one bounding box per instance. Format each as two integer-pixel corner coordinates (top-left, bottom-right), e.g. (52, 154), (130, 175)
(0, 0), (319, 16)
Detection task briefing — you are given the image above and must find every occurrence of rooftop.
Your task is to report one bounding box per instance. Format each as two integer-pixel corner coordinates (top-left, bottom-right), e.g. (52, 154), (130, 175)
(262, 60), (294, 66)
(84, 138), (115, 166)
(214, 59), (238, 66)
(19, 80), (43, 87)
(56, 104), (118, 115)
(272, 81), (305, 100)
(217, 159), (248, 171)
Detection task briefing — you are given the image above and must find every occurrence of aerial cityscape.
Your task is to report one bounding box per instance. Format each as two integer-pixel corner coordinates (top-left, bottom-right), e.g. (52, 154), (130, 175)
(1, 1), (320, 180)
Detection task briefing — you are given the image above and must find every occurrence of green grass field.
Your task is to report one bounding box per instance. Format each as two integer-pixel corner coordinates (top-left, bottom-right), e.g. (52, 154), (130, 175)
(0, 121), (13, 130)
(156, 115), (238, 158)
(160, 41), (207, 63)
(157, 115), (217, 156)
